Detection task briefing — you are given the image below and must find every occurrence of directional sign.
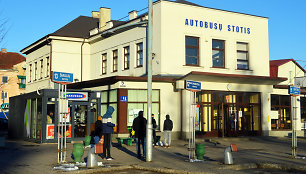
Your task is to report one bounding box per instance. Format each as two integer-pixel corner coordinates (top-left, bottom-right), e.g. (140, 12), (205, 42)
(289, 86), (300, 96)
(52, 71), (73, 83)
(185, 80), (201, 91)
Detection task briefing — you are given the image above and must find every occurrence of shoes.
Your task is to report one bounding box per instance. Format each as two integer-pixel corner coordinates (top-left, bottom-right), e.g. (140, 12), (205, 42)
(106, 157), (114, 161)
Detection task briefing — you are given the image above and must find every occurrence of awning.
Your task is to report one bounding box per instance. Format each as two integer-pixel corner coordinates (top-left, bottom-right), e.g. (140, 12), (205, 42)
(179, 71), (287, 85)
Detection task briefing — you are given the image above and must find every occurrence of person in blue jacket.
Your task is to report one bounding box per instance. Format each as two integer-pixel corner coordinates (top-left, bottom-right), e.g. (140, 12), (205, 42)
(102, 106), (115, 160)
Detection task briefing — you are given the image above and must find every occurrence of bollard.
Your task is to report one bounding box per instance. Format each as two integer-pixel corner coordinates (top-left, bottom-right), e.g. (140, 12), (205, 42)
(87, 147), (98, 168)
(224, 144), (237, 165)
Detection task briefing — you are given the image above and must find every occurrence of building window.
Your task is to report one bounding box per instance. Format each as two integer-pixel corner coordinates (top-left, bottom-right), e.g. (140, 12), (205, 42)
(46, 57), (50, 77)
(271, 95), (291, 130)
(212, 39), (225, 68)
(17, 75), (26, 89)
(29, 64), (32, 82)
(34, 62), (37, 81)
(2, 76), (8, 84)
(113, 50), (118, 72)
(136, 42), (143, 67)
(40, 59), (43, 79)
(185, 36), (199, 66)
(301, 97), (306, 122)
(102, 53), (107, 74)
(1, 91), (8, 100)
(124, 46), (130, 70)
(237, 42), (249, 70)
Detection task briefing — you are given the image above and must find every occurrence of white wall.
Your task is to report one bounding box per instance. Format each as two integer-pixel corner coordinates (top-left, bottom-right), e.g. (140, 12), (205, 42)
(158, 1), (269, 77)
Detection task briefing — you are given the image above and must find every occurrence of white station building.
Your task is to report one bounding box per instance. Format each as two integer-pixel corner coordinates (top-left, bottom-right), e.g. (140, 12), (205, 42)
(10, 0), (305, 143)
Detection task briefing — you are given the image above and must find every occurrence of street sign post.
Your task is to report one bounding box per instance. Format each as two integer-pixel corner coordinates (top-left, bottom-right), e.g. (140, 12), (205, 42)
(289, 86), (300, 96)
(52, 71), (73, 83)
(185, 80), (201, 92)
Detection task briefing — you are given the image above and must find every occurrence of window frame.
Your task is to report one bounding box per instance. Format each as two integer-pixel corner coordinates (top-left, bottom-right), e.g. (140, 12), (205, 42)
(136, 42), (143, 67)
(29, 64), (32, 82)
(102, 53), (107, 75)
(1, 91), (8, 100)
(236, 42), (249, 70)
(2, 76), (8, 84)
(185, 36), (200, 66)
(113, 50), (118, 72)
(270, 94), (292, 130)
(34, 62), (38, 81)
(212, 39), (225, 68)
(40, 59), (43, 79)
(124, 46), (130, 70)
(46, 57), (50, 77)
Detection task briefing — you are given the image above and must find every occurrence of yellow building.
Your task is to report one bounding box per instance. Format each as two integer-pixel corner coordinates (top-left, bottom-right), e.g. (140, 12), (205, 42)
(0, 48), (26, 117)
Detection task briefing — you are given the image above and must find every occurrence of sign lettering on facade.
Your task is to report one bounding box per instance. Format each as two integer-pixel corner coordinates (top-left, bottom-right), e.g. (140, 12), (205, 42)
(64, 92), (88, 101)
(185, 19), (251, 34)
(52, 71), (73, 83)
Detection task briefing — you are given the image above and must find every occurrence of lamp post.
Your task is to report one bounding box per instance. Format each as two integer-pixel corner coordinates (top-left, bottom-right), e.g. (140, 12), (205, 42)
(146, 0), (153, 162)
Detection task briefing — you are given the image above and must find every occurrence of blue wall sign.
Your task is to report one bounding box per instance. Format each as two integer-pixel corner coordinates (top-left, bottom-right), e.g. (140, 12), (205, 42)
(120, 96), (127, 102)
(185, 80), (201, 91)
(289, 86), (300, 96)
(64, 92), (88, 101)
(52, 71), (73, 83)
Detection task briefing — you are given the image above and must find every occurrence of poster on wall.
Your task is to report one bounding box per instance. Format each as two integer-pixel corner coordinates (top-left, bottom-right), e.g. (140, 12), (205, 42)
(195, 107), (200, 131)
(46, 124), (72, 139)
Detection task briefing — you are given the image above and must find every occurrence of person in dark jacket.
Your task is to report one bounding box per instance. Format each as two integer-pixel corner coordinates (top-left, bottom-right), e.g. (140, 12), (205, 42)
(152, 114), (157, 146)
(94, 116), (103, 144)
(102, 106), (115, 160)
(163, 114), (173, 148)
(132, 111), (147, 159)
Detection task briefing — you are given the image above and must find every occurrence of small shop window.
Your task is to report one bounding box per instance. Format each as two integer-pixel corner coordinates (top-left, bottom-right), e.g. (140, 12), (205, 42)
(271, 95), (291, 130)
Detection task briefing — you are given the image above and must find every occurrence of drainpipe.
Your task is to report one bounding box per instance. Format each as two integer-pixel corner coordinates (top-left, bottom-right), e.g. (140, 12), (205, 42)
(46, 37), (52, 79)
(81, 38), (85, 82)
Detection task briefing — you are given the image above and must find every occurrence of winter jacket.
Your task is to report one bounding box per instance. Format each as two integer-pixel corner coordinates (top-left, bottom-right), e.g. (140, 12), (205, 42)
(102, 106), (115, 134)
(152, 118), (157, 129)
(94, 120), (103, 138)
(132, 116), (147, 138)
(163, 115), (173, 131)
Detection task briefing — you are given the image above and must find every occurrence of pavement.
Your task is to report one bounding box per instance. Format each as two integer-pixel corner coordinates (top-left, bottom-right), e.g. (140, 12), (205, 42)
(1, 132), (306, 174)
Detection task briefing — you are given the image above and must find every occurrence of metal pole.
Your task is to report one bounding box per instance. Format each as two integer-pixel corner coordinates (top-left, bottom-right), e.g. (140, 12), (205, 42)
(60, 84), (64, 163)
(57, 84), (60, 164)
(146, 0), (153, 162)
(64, 84), (67, 162)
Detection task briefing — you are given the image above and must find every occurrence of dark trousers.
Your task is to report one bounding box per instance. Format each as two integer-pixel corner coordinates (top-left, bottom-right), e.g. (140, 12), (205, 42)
(136, 137), (146, 158)
(153, 129), (157, 145)
(103, 133), (111, 158)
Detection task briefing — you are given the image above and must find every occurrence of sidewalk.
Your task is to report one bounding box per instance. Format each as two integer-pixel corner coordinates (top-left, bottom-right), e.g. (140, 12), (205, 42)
(1, 136), (306, 174)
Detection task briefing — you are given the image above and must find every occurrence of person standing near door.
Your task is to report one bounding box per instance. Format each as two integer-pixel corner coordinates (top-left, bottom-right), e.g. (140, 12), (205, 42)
(152, 114), (157, 146)
(163, 114), (173, 148)
(132, 111), (147, 159)
(229, 113), (235, 136)
(102, 106), (115, 160)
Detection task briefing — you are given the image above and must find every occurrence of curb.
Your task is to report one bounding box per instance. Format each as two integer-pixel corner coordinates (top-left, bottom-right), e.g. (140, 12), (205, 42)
(132, 165), (215, 174)
(219, 162), (306, 172)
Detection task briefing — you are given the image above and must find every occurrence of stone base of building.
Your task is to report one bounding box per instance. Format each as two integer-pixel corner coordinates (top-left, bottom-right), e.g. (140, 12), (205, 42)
(262, 130), (305, 137)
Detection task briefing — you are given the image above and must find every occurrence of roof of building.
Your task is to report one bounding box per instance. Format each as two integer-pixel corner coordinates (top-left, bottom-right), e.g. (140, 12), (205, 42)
(270, 59), (306, 78)
(0, 51), (26, 69)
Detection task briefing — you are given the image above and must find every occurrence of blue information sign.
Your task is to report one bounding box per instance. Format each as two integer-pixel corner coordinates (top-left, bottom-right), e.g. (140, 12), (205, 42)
(185, 80), (201, 91)
(289, 86), (300, 96)
(52, 71), (73, 83)
(120, 96), (127, 102)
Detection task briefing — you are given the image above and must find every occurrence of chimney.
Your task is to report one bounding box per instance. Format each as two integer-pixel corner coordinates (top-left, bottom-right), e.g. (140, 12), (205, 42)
(99, 7), (111, 31)
(1, 48), (7, 53)
(92, 11), (100, 19)
(129, 10), (137, 20)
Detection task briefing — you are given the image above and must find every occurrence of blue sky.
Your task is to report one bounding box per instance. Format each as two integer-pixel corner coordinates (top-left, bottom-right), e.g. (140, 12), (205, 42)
(1, 0), (305, 67)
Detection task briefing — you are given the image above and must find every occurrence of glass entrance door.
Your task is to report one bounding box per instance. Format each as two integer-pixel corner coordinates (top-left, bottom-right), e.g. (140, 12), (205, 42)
(73, 104), (88, 138)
